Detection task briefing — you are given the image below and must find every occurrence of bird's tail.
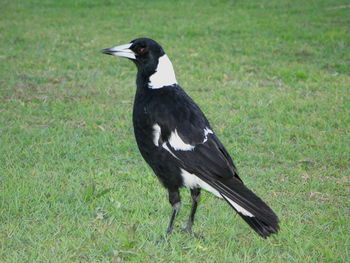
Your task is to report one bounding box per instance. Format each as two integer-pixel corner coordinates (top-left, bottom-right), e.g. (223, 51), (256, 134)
(218, 180), (279, 238)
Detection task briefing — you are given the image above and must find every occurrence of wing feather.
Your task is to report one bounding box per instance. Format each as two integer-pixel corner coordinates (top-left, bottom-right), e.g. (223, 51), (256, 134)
(148, 86), (279, 237)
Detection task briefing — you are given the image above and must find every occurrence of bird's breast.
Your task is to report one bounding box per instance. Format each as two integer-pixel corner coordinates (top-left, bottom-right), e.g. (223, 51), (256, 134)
(132, 103), (156, 149)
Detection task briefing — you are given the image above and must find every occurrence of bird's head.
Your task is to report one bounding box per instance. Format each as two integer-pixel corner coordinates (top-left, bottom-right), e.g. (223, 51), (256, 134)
(101, 38), (177, 89)
(101, 38), (163, 71)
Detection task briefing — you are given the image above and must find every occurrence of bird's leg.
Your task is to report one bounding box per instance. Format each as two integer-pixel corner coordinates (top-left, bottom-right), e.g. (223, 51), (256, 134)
(183, 188), (201, 234)
(166, 189), (181, 235)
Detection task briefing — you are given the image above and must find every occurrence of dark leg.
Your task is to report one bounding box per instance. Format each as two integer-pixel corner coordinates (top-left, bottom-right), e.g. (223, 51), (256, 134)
(166, 189), (181, 234)
(183, 188), (201, 233)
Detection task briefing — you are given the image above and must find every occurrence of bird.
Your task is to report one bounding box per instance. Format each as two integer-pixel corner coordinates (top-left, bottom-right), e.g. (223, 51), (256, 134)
(101, 38), (279, 238)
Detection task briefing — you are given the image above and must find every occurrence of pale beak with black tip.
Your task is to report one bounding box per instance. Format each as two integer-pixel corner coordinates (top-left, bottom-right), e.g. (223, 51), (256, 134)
(101, 43), (136, 60)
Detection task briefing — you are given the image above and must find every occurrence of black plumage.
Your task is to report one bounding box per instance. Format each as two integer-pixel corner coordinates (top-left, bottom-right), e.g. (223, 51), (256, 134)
(101, 38), (279, 238)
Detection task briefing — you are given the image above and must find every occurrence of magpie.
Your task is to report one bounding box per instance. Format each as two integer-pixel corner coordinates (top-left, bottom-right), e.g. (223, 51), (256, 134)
(101, 38), (279, 238)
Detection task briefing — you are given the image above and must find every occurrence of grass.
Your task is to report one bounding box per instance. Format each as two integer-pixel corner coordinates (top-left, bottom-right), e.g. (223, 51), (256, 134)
(1, 0), (349, 262)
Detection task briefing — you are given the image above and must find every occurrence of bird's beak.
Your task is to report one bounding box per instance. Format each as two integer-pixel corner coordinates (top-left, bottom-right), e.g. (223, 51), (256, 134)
(100, 43), (136, 60)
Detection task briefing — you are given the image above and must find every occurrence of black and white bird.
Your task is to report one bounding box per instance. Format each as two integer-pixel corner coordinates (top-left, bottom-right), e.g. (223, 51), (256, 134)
(101, 38), (279, 238)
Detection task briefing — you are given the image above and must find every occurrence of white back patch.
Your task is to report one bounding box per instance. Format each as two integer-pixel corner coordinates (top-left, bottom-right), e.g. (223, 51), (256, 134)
(148, 54), (177, 89)
(181, 169), (221, 197)
(222, 194), (254, 217)
(168, 129), (195, 151)
(152, 124), (161, 146)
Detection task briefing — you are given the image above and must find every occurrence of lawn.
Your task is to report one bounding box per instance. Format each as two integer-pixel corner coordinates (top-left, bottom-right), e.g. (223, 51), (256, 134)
(1, 0), (349, 262)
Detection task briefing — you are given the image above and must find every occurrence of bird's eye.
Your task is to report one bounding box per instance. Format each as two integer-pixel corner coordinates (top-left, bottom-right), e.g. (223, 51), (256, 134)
(137, 47), (146, 55)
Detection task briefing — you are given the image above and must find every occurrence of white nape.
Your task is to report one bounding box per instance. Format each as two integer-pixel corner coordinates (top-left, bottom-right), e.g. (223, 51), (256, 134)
(152, 124), (161, 146)
(148, 54), (177, 89)
(181, 169), (221, 197)
(168, 129), (195, 151)
(222, 194), (254, 217)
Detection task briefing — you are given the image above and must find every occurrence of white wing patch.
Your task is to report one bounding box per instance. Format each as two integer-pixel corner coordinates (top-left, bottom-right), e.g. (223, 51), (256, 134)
(181, 169), (221, 197)
(152, 124), (181, 160)
(164, 127), (212, 152)
(168, 129), (195, 151)
(222, 194), (254, 217)
(148, 54), (177, 89)
(152, 124), (161, 146)
(203, 127), (213, 143)
(162, 143), (180, 160)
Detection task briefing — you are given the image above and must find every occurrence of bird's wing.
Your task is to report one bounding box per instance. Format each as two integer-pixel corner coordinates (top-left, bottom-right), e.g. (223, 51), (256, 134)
(169, 129), (240, 181)
(150, 87), (279, 237)
(150, 87), (241, 182)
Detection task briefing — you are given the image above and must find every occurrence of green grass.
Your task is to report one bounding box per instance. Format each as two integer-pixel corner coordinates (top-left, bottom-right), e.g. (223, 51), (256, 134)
(1, 0), (349, 262)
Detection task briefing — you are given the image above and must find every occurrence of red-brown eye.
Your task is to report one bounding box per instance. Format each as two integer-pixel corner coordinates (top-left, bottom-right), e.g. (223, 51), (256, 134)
(137, 47), (146, 54)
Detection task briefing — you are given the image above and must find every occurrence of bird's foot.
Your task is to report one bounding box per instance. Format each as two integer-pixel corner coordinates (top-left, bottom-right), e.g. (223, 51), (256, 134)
(166, 227), (174, 235)
(156, 233), (170, 245)
(181, 226), (192, 234)
(181, 227), (204, 240)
